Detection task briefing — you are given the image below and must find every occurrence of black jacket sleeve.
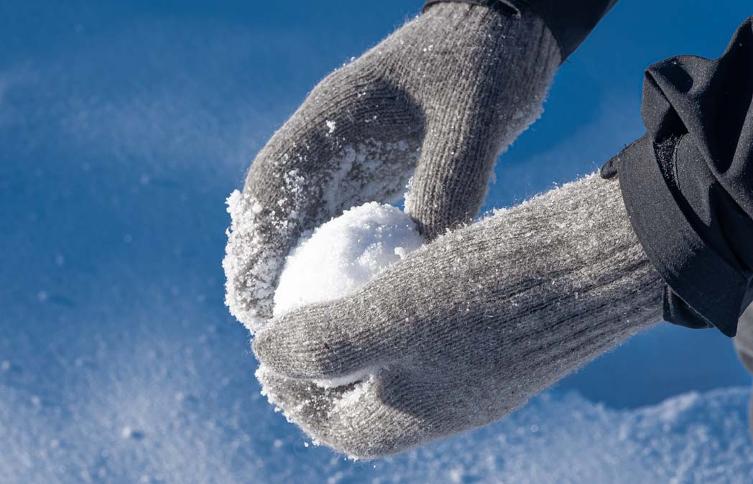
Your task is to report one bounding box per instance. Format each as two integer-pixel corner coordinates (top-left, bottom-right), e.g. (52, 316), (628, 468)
(423, 0), (618, 61)
(601, 17), (753, 337)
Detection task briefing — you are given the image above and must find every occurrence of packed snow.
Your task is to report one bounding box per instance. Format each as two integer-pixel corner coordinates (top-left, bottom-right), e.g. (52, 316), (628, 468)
(273, 202), (423, 317)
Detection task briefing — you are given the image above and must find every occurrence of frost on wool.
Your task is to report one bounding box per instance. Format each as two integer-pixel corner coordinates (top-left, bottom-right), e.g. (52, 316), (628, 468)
(222, 189), (283, 332)
(273, 202), (424, 317)
(223, 139), (419, 333)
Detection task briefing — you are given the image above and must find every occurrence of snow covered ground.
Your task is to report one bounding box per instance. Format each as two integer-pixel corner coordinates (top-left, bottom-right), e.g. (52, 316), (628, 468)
(3, 1), (753, 482)
(3, 371), (753, 483)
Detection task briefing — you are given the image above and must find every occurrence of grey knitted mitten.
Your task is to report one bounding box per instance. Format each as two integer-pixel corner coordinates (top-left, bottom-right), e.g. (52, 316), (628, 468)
(224, 3), (560, 331)
(253, 175), (665, 458)
(735, 315), (753, 372)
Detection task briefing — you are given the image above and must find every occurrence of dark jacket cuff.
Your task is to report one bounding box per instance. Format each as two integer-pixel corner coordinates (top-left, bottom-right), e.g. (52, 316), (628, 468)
(423, 0), (618, 62)
(600, 18), (753, 337)
(602, 136), (748, 337)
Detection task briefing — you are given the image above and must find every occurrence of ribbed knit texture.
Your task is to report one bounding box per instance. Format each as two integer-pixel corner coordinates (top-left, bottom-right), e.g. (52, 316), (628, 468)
(254, 174), (665, 458)
(735, 315), (753, 372)
(734, 315), (753, 437)
(223, 3), (560, 332)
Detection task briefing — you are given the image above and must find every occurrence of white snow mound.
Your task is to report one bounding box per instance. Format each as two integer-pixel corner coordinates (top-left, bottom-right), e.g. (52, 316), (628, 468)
(273, 202), (423, 317)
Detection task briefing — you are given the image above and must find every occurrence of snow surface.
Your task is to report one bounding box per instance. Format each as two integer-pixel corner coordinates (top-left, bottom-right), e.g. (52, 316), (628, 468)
(3, 376), (753, 483)
(273, 202), (423, 317)
(4, 0), (753, 482)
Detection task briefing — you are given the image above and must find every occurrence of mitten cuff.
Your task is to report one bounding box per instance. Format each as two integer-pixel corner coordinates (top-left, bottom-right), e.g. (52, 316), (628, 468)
(423, 0), (617, 62)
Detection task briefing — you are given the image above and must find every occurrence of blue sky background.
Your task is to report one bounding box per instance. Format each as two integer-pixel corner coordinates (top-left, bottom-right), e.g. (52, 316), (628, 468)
(2, 1), (753, 482)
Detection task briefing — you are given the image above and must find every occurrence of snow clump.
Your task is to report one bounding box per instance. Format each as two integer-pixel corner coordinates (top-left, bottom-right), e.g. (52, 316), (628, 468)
(273, 202), (423, 317)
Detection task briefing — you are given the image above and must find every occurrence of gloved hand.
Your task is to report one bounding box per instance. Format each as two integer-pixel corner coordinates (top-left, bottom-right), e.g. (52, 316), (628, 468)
(253, 175), (664, 458)
(223, 3), (560, 332)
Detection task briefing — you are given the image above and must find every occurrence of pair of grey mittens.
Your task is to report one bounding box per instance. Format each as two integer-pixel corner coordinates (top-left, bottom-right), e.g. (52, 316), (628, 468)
(223, 3), (665, 458)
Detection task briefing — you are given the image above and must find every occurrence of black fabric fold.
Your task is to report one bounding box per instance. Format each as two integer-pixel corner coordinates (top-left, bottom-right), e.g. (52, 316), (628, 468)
(602, 18), (753, 337)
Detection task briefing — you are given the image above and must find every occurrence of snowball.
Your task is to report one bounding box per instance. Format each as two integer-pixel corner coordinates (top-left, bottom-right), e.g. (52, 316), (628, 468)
(273, 202), (423, 317)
